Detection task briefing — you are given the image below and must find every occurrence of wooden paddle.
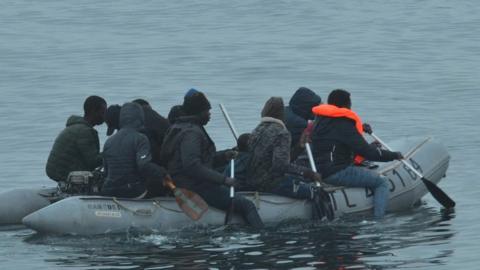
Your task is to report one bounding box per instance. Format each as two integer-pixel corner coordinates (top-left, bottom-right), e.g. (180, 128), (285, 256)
(370, 132), (455, 209)
(164, 176), (208, 220)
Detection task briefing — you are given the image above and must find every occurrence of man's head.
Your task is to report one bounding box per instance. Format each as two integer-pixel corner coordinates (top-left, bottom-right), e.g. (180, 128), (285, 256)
(119, 102), (145, 130)
(83, 95), (107, 126)
(289, 87), (322, 120)
(167, 105), (184, 124)
(261, 97), (285, 121)
(132, 98), (152, 109)
(105, 104), (121, 136)
(327, 89), (351, 109)
(182, 91), (212, 125)
(237, 133), (251, 152)
(185, 88), (199, 98)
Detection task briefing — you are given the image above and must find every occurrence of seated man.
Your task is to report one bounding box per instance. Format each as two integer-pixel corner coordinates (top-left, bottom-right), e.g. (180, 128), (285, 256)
(46, 96), (106, 182)
(247, 97), (321, 199)
(223, 133), (252, 191)
(311, 89), (403, 218)
(101, 102), (168, 198)
(160, 90), (264, 228)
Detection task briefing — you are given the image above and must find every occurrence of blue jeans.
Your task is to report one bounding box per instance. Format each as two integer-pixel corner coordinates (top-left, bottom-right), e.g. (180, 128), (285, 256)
(271, 175), (313, 200)
(325, 166), (389, 218)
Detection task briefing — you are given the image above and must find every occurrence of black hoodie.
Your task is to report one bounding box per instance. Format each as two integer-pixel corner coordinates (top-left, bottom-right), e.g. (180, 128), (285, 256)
(285, 87), (322, 148)
(311, 116), (399, 178)
(102, 103), (167, 198)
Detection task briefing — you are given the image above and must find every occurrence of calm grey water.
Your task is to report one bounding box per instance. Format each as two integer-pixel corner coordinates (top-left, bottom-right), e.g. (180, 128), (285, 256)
(1, 0), (479, 269)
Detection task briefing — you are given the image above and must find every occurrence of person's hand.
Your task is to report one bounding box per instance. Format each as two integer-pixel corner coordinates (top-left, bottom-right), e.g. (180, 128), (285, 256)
(363, 123), (373, 134)
(224, 150), (238, 161)
(224, 177), (237, 187)
(393, 151), (404, 160)
(299, 130), (312, 148)
(370, 140), (382, 148)
(303, 170), (322, 183)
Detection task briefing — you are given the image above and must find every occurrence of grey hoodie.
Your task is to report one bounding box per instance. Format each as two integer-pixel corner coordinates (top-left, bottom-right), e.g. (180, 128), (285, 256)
(102, 103), (167, 197)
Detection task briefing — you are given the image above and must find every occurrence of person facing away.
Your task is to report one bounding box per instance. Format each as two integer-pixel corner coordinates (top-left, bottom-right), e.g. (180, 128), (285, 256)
(311, 89), (403, 218)
(132, 98), (170, 165)
(46, 95), (107, 182)
(247, 97), (322, 199)
(160, 90), (264, 228)
(285, 87), (322, 149)
(101, 102), (168, 198)
(106, 100), (170, 166)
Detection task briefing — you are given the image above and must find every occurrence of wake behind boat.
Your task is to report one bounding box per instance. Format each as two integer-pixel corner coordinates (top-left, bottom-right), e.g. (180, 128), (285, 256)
(21, 136), (450, 235)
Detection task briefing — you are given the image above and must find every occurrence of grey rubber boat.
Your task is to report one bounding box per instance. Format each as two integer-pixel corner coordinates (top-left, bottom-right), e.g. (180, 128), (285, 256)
(21, 136), (450, 235)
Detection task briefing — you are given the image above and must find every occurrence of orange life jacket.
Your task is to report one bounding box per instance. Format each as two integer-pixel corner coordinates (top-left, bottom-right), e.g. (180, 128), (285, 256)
(311, 104), (365, 164)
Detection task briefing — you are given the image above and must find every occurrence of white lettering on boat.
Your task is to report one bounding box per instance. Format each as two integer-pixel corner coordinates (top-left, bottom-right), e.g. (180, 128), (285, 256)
(95, 210), (122, 218)
(87, 203), (119, 211)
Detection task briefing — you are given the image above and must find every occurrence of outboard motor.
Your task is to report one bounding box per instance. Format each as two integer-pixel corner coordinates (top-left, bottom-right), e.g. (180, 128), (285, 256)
(60, 168), (104, 195)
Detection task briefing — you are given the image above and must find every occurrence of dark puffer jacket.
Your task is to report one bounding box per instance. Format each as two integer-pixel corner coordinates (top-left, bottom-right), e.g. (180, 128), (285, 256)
(311, 116), (399, 178)
(285, 87), (322, 148)
(160, 116), (228, 190)
(46, 115), (102, 182)
(101, 103), (167, 198)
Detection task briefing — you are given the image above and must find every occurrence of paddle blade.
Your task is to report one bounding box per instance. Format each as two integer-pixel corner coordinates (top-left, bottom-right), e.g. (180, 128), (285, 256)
(422, 178), (456, 209)
(173, 188), (208, 220)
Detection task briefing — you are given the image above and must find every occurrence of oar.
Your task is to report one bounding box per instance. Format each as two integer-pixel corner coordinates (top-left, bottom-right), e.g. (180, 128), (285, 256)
(369, 132), (455, 209)
(224, 159), (235, 225)
(306, 142), (335, 221)
(305, 143), (321, 188)
(219, 104), (239, 140)
(219, 104), (238, 224)
(164, 176), (208, 220)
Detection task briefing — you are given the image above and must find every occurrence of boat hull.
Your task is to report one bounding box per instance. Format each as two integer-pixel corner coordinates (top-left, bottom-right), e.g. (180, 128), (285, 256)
(22, 137), (450, 235)
(0, 188), (57, 225)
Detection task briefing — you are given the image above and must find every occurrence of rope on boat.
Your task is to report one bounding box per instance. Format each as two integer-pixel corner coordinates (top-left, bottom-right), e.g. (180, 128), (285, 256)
(152, 200), (183, 213)
(256, 193), (306, 205)
(112, 197), (156, 216)
(254, 192), (260, 209)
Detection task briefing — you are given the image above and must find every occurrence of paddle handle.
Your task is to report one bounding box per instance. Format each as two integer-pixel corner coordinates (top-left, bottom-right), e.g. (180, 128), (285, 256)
(229, 159), (235, 198)
(219, 104), (239, 140)
(305, 143), (321, 188)
(370, 133), (423, 179)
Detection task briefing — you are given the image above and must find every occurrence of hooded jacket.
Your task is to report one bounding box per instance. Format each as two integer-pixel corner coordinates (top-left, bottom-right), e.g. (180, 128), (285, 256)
(46, 115), (102, 182)
(160, 116), (228, 190)
(101, 103), (167, 198)
(311, 112), (399, 178)
(247, 97), (312, 191)
(285, 87), (322, 148)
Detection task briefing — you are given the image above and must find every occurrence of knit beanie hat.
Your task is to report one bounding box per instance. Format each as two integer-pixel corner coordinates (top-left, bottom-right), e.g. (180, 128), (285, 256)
(185, 88), (199, 98)
(183, 91), (212, 115)
(261, 97), (285, 121)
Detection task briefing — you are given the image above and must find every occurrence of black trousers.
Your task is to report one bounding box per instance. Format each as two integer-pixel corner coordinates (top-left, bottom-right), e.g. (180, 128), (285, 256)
(192, 182), (264, 228)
